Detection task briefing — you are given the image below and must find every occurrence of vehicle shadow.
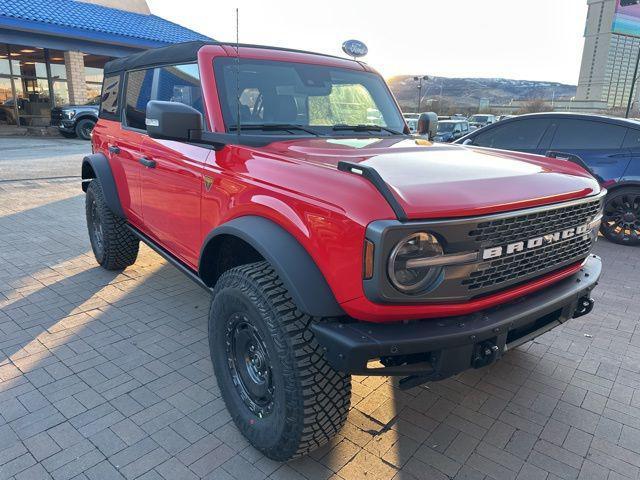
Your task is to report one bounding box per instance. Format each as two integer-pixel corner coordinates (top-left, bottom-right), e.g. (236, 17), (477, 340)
(0, 261), (180, 368)
(0, 193), (88, 295)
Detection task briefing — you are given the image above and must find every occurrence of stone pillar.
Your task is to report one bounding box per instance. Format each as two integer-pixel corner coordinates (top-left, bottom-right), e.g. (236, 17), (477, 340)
(64, 51), (87, 105)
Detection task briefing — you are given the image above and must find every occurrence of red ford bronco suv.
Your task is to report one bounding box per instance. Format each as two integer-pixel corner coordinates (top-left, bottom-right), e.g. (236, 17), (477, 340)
(83, 41), (603, 460)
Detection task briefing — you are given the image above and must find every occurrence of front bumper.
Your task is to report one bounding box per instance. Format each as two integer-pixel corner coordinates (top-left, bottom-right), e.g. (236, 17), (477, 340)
(51, 119), (75, 133)
(312, 255), (601, 387)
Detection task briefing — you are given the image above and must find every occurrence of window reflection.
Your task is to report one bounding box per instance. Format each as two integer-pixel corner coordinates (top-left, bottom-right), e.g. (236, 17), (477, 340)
(0, 45), (110, 126)
(10, 46), (47, 78)
(0, 44), (9, 76)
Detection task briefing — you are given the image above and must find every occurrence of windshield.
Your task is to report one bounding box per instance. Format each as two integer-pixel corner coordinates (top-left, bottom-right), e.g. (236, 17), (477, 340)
(214, 58), (405, 135)
(438, 122), (457, 133)
(470, 115), (489, 123)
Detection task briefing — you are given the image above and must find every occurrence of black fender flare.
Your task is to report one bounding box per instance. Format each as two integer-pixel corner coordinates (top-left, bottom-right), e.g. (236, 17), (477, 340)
(200, 216), (345, 318)
(75, 114), (98, 125)
(81, 153), (125, 218)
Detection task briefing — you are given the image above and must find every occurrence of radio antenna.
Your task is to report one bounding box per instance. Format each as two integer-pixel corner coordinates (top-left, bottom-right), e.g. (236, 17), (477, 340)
(235, 8), (241, 139)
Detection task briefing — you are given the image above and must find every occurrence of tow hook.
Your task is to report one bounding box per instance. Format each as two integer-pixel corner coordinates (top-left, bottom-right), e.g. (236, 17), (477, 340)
(573, 297), (595, 318)
(471, 341), (500, 369)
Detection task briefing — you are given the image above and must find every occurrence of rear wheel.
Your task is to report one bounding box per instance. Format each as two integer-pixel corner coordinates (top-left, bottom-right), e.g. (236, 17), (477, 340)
(209, 261), (351, 461)
(86, 178), (139, 270)
(75, 118), (95, 140)
(601, 187), (640, 246)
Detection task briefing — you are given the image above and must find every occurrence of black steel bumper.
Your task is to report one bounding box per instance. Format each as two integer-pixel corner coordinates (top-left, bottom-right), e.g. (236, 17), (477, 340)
(311, 255), (601, 387)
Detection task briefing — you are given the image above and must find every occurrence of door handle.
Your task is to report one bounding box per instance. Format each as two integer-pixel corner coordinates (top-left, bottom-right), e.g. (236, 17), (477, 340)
(108, 145), (120, 155)
(138, 157), (156, 168)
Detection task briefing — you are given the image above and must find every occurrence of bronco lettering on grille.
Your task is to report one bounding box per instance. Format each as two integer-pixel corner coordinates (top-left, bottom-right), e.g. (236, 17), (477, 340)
(481, 224), (591, 261)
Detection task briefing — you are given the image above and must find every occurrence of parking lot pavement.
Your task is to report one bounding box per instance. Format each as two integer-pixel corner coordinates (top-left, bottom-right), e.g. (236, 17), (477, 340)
(1, 177), (639, 480)
(0, 137), (90, 182)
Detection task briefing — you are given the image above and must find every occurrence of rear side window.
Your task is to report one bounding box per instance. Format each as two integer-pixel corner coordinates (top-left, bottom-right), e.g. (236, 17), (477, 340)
(623, 128), (640, 149)
(124, 68), (154, 130)
(99, 75), (120, 120)
(155, 64), (204, 115)
(124, 63), (203, 131)
(550, 120), (626, 150)
(473, 119), (550, 150)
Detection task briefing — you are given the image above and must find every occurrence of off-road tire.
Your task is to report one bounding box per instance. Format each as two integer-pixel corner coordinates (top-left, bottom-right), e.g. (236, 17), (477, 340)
(209, 261), (351, 461)
(86, 178), (139, 270)
(75, 118), (95, 140)
(600, 187), (640, 246)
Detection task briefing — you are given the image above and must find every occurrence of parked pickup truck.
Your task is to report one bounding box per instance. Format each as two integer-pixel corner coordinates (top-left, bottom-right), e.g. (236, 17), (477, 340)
(82, 41), (603, 460)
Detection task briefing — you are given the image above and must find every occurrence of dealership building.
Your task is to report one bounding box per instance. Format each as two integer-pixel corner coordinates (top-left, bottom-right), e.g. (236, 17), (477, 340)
(577, 0), (640, 109)
(0, 0), (210, 131)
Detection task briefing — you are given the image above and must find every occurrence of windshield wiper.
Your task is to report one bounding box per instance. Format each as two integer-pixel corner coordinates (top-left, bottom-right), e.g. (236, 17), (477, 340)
(332, 124), (406, 136)
(228, 124), (323, 136)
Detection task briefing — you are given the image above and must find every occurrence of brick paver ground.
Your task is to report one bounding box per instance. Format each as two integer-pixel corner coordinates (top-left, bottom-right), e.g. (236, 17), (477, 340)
(1, 174), (639, 479)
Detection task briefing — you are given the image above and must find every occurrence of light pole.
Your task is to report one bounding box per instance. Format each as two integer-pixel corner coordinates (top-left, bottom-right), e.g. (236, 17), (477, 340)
(413, 75), (429, 113)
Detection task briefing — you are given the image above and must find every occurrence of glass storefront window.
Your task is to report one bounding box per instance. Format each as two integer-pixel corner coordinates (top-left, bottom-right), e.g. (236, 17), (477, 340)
(86, 83), (102, 103)
(0, 45), (111, 126)
(0, 44), (9, 76)
(10, 46), (47, 78)
(49, 50), (67, 81)
(0, 77), (17, 125)
(15, 77), (51, 125)
(52, 80), (69, 106)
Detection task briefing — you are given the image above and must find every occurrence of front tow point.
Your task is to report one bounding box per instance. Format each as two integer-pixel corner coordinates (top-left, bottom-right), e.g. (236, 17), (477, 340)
(472, 341), (500, 369)
(573, 297), (595, 318)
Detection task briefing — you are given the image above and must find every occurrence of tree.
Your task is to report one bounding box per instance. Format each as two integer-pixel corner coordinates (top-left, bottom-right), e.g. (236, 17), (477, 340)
(517, 99), (549, 114)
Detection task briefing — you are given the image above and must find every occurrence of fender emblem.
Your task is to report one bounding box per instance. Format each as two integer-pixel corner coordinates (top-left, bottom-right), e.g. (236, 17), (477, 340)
(203, 176), (213, 192)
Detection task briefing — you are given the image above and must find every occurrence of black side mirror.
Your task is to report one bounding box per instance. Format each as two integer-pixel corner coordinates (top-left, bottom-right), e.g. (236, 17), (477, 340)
(146, 100), (203, 141)
(417, 112), (438, 139)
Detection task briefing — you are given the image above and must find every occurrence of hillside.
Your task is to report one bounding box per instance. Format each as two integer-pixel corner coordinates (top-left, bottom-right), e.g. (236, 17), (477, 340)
(387, 75), (577, 113)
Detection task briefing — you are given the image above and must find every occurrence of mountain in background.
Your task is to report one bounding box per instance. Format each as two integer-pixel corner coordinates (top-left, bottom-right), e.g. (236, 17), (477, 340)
(387, 75), (577, 113)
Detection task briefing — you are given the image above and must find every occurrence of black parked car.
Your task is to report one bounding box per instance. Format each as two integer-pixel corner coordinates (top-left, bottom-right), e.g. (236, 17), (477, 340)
(50, 96), (100, 140)
(455, 112), (640, 246)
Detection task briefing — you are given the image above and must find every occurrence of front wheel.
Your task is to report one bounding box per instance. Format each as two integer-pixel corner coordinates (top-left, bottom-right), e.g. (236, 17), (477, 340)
(75, 118), (95, 140)
(86, 178), (139, 270)
(600, 187), (640, 246)
(209, 262), (351, 461)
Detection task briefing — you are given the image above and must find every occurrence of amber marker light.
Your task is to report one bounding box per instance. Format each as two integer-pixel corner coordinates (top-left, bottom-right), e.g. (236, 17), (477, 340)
(363, 240), (375, 279)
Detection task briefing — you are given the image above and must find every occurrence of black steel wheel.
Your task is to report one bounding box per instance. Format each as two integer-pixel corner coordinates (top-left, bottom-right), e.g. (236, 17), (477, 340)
(601, 187), (640, 246)
(225, 313), (275, 418)
(75, 118), (95, 140)
(85, 178), (140, 269)
(209, 261), (351, 461)
(87, 194), (105, 259)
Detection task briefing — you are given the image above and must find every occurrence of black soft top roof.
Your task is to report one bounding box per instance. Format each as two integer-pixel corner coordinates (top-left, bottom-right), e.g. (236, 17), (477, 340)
(104, 41), (213, 75)
(103, 41), (359, 76)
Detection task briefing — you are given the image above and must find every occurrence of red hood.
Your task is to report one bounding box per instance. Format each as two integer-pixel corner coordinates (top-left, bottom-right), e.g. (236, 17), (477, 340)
(260, 137), (601, 219)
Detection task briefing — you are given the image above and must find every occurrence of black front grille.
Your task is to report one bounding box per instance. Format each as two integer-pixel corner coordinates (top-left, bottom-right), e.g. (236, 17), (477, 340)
(462, 197), (603, 293)
(463, 235), (593, 291)
(51, 109), (63, 120)
(469, 199), (602, 244)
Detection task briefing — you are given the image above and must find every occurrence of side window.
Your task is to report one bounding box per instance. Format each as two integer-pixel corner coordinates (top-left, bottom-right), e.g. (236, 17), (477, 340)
(473, 119), (550, 150)
(623, 129), (640, 150)
(124, 68), (154, 130)
(99, 75), (120, 119)
(551, 120), (627, 150)
(154, 63), (204, 115)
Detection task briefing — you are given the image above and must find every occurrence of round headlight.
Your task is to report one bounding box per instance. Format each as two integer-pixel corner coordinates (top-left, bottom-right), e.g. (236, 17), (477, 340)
(64, 110), (76, 119)
(388, 232), (444, 294)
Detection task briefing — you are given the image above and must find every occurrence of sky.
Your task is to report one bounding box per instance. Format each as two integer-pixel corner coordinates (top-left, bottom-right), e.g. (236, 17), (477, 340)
(146, 0), (588, 85)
